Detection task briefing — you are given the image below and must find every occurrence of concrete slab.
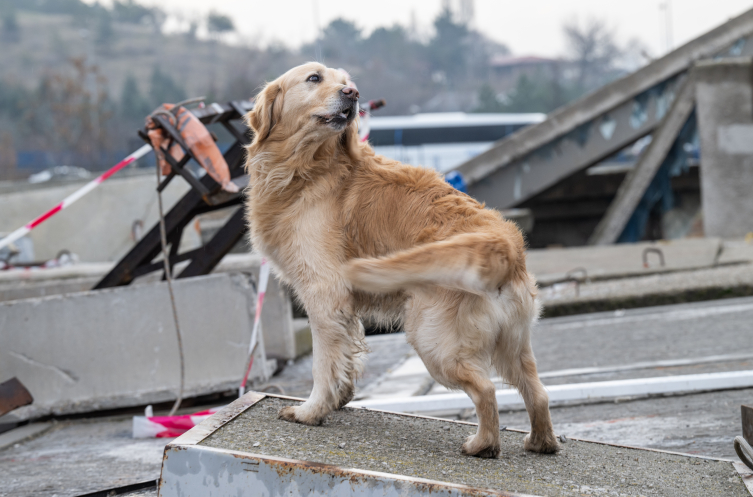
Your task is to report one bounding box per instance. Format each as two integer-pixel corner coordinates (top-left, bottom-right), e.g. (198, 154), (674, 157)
(0, 253), (301, 362)
(540, 261), (753, 316)
(160, 392), (752, 496)
(0, 172), (200, 263)
(0, 422), (52, 451)
(0, 416), (168, 497)
(527, 237), (731, 285)
(0, 273), (270, 421)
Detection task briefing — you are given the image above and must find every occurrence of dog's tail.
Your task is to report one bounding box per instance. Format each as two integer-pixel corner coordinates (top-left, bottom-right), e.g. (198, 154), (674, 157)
(345, 233), (522, 295)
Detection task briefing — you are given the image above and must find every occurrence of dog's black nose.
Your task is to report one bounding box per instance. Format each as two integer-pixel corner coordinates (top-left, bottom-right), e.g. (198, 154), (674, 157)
(342, 86), (360, 100)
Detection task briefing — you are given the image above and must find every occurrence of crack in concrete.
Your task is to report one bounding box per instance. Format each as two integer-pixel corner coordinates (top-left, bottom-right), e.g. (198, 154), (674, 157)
(8, 351), (79, 384)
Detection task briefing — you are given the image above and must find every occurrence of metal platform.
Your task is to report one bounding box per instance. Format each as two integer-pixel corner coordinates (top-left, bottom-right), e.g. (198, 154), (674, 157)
(158, 392), (753, 496)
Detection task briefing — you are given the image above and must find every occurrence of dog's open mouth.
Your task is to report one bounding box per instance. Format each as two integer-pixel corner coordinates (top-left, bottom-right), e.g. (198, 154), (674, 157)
(315, 106), (355, 127)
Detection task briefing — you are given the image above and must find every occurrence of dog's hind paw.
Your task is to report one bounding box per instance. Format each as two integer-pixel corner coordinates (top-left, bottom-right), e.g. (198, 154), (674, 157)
(278, 405), (323, 426)
(524, 431), (560, 454)
(461, 434), (500, 458)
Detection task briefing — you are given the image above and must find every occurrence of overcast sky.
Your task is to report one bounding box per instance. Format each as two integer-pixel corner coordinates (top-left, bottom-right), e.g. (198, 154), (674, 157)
(129, 0), (753, 58)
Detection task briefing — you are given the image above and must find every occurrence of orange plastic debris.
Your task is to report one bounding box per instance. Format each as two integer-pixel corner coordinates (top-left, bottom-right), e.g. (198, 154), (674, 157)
(146, 104), (239, 193)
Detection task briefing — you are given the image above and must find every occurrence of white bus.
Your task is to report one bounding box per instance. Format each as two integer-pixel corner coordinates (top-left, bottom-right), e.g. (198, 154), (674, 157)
(367, 112), (546, 173)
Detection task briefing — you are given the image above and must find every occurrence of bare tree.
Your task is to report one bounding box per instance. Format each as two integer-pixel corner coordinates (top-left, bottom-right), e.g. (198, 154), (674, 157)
(563, 18), (623, 92)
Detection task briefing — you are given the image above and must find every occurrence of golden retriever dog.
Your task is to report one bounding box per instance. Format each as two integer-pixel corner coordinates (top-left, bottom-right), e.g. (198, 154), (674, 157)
(243, 62), (559, 458)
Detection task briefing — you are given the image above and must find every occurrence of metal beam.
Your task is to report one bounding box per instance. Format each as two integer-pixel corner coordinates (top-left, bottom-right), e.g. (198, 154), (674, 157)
(589, 74), (697, 245)
(458, 8), (753, 210)
(178, 207), (248, 279)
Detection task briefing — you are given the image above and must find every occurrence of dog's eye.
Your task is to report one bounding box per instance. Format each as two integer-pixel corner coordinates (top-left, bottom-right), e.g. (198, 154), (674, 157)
(307, 74), (320, 83)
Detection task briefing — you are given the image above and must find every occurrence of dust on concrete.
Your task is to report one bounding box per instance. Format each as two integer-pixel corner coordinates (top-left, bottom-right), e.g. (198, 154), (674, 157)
(0, 418), (165, 497)
(200, 397), (749, 497)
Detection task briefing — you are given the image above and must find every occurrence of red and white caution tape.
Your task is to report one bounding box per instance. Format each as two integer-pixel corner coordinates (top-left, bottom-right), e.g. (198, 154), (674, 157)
(239, 258), (271, 397)
(133, 406), (223, 438)
(0, 144), (153, 251)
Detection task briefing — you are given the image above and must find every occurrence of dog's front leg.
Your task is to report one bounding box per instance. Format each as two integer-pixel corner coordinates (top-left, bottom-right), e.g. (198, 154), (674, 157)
(278, 309), (362, 425)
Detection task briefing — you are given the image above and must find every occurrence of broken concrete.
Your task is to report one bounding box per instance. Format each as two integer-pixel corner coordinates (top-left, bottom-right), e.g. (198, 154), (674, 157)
(0, 273), (270, 421)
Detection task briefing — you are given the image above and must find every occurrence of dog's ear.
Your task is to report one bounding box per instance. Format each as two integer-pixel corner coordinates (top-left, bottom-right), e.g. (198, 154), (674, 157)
(247, 82), (283, 143)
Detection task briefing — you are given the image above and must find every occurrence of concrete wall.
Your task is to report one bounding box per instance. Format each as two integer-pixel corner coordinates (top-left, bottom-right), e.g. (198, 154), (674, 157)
(696, 58), (753, 238)
(0, 273), (269, 421)
(0, 171), (201, 262)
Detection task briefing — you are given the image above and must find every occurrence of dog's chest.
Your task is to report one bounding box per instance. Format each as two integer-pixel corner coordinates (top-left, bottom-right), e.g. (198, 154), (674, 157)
(252, 197), (343, 286)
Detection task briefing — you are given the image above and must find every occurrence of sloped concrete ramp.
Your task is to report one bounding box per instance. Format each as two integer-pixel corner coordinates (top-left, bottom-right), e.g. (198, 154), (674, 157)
(158, 392), (753, 497)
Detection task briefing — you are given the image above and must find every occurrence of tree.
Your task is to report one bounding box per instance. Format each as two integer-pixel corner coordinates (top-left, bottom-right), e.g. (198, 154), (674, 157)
(427, 7), (469, 84)
(148, 67), (187, 107)
(113, 0), (158, 24)
(120, 75), (152, 120)
(1, 7), (20, 42)
(472, 84), (505, 113)
(563, 18), (623, 94)
(95, 9), (115, 46)
(317, 18), (362, 65)
(21, 57), (114, 161)
(207, 11), (234, 35)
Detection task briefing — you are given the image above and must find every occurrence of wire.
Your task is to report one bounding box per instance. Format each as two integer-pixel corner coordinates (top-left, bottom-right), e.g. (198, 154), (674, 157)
(155, 158), (186, 417)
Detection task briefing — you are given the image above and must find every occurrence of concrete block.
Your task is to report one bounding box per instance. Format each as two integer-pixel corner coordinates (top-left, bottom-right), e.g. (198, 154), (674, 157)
(527, 237), (725, 284)
(0, 273), (269, 421)
(0, 172), (201, 262)
(293, 318), (313, 358)
(695, 58), (753, 238)
(215, 254), (297, 361)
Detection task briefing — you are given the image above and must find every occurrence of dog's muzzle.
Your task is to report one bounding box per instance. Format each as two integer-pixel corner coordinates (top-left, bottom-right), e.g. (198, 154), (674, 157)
(316, 87), (359, 128)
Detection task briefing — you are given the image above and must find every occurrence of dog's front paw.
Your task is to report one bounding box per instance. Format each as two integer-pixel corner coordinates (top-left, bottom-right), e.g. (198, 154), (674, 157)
(278, 406), (323, 426)
(524, 431), (560, 454)
(461, 434), (500, 458)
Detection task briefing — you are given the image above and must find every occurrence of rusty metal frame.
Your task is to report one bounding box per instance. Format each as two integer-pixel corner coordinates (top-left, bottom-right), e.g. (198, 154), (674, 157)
(0, 377), (33, 417)
(158, 391), (753, 497)
(94, 101), (253, 289)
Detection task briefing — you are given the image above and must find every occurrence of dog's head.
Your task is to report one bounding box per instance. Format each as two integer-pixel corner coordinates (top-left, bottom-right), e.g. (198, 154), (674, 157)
(247, 62), (359, 146)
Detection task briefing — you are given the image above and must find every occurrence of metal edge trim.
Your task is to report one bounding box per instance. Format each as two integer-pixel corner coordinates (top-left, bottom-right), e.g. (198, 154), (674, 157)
(163, 443), (539, 497)
(168, 391), (266, 447)
(158, 392), (267, 495)
(734, 461), (753, 496)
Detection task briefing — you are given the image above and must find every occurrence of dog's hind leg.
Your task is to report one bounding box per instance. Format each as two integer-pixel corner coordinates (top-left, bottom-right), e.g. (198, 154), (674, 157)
(406, 293), (501, 458)
(279, 308), (364, 425)
(455, 365), (501, 458)
(495, 337), (559, 454)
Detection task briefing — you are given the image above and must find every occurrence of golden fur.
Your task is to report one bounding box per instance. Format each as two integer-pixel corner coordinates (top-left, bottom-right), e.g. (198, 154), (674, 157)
(244, 62), (559, 457)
